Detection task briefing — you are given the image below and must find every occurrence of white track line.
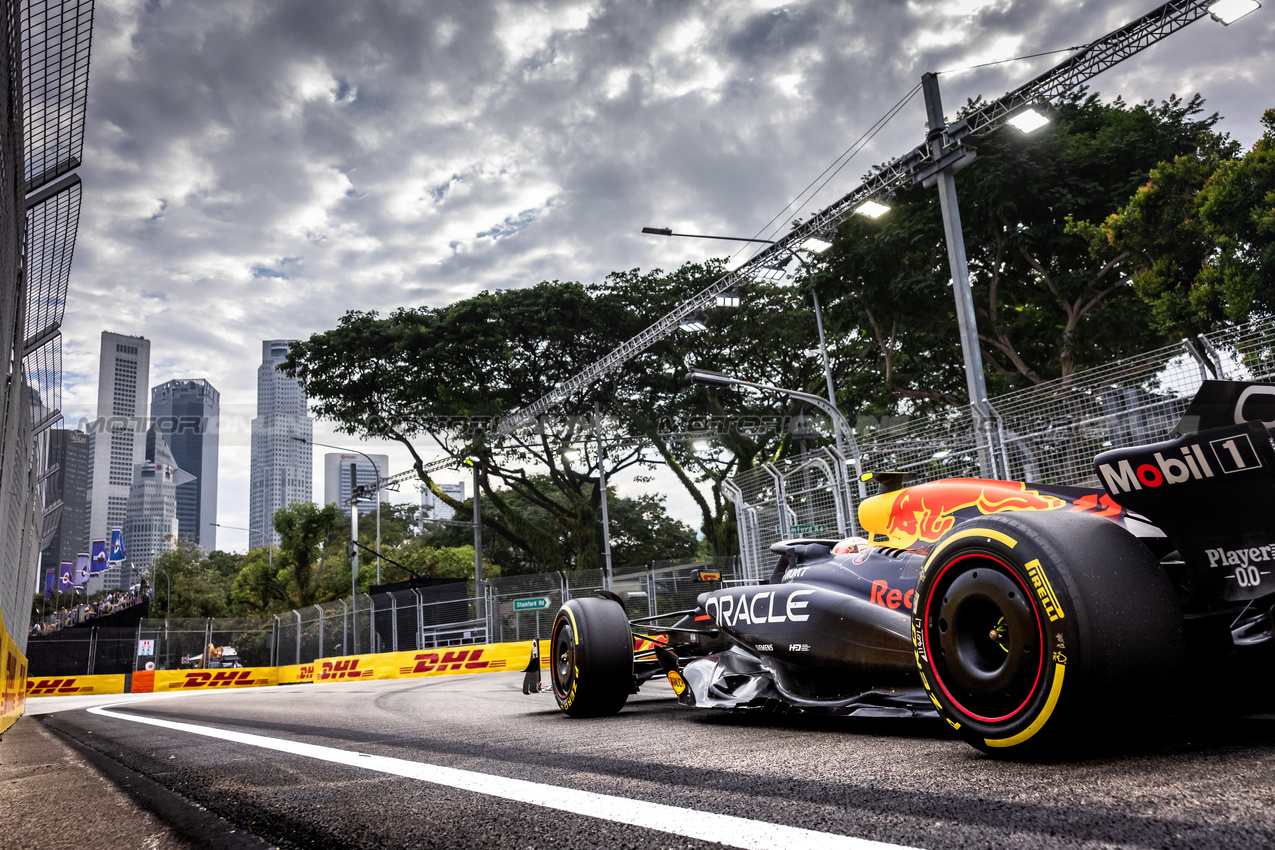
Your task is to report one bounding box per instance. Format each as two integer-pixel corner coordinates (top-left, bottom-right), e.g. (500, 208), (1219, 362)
(89, 703), (919, 850)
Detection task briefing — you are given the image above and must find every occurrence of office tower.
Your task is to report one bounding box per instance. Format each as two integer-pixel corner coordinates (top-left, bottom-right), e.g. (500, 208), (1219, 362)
(85, 332), (150, 544)
(249, 340), (312, 548)
(420, 482), (464, 531)
(122, 428), (193, 573)
(151, 378), (219, 548)
(39, 428), (89, 576)
(323, 452), (389, 517)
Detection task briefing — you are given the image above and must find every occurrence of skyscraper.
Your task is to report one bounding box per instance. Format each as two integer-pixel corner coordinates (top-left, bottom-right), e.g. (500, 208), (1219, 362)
(151, 378), (219, 549)
(86, 332), (150, 544)
(249, 341), (312, 548)
(40, 428), (89, 576)
(123, 428), (193, 572)
(323, 452), (389, 517)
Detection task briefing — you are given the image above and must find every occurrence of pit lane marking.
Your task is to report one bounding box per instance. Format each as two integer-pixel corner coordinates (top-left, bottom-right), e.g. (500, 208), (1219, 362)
(89, 702), (917, 850)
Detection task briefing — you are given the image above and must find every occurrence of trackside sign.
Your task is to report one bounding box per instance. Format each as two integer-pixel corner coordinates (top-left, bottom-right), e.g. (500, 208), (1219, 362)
(512, 596), (550, 612)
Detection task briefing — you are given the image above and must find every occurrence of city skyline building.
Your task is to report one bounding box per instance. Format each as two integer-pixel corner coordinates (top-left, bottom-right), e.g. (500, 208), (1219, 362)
(151, 378), (219, 549)
(249, 340), (312, 548)
(122, 427), (192, 576)
(420, 482), (464, 532)
(323, 452), (389, 517)
(39, 428), (89, 578)
(85, 332), (150, 545)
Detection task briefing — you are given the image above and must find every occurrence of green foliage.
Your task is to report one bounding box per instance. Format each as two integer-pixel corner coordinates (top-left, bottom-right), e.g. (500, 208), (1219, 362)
(284, 264), (832, 572)
(152, 543), (242, 618)
(273, 502), (344, 607)
(819, 92), (1235, 407)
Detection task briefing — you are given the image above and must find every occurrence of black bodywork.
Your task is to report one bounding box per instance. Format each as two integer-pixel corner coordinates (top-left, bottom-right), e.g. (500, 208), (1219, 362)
(613, 380), (1275, 717)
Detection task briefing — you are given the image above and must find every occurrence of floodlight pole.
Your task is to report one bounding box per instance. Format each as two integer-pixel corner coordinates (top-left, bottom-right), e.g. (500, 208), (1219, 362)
(594, 401), (614, 590)
(921, 71), (992, 476)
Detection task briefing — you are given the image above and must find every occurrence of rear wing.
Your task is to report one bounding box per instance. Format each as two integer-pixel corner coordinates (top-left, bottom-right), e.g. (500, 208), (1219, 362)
(1096, 381), (1275, 603)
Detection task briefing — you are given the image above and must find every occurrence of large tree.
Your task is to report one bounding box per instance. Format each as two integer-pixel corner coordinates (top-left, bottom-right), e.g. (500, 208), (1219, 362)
(1103, 107), (1273, 337)
(284, 266), (832, 572)
(814, 91), (1235, 412)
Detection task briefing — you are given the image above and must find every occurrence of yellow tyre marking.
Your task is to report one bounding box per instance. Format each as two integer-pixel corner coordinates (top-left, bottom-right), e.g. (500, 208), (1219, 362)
(982, 662), (1066, 749)
(564, 605), (580, 646)
(924, 528), (1018, 572)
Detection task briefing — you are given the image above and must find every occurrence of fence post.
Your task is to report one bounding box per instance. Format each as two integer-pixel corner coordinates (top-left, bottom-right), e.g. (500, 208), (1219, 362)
(203, 619), (213, 669)
(87, 627), (97, 675)
(414, 589), (424, 651)
(135, 621), (142, 671)
(294, 609), (302, 665)
(647, 563), (656, 617)
(340, 598), (348, 656)
(391, 593), (398, 653)
(314, 604), (324, 659)
(271, 615), (280, 667)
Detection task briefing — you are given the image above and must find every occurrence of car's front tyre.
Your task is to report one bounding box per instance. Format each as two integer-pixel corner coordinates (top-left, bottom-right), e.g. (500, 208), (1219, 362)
(551, 595), (633, 717)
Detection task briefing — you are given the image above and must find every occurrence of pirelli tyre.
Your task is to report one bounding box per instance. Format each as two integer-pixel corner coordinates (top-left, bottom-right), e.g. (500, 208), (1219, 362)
(551, 595), (634, 718)
(912, 511), (1184, 756)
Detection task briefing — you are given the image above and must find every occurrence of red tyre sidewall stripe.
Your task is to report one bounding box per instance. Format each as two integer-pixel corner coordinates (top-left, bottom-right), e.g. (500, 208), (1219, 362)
(551, 615), (572, 702)
(923, 552), (1046, 724)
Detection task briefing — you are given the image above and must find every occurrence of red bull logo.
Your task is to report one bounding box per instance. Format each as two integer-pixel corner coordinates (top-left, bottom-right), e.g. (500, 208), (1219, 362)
(860, 479), (1068, 548)
(320, 659), (373, 681)
(399, 649), (502, 675)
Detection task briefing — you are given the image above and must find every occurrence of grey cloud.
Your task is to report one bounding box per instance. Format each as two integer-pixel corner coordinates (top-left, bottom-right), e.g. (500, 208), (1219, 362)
(62, 0), (1275, 533)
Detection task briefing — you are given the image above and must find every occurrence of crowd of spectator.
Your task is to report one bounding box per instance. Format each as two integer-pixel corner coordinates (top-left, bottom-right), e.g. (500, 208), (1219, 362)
(29, 579), (150, 635)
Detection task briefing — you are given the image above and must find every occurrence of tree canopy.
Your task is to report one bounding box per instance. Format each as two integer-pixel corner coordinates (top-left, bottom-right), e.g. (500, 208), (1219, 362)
(282, 92), (1270, 576)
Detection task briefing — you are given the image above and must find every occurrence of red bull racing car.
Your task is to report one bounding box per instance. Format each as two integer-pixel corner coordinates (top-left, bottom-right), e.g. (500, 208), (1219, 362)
(525, 380), (1275, 755)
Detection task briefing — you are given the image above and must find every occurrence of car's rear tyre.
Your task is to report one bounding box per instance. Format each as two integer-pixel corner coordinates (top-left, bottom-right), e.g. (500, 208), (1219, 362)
(913, 511), (1184, 757)
(551, 595), (633, 717)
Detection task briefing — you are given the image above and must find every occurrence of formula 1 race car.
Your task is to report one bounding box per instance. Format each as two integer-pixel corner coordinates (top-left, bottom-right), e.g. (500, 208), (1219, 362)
(525, 380), (1275, 755)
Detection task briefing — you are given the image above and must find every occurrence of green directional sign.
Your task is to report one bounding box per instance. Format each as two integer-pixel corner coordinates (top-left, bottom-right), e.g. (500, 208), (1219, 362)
(513, 596), (550, 612)
(774, 523), (829, 536)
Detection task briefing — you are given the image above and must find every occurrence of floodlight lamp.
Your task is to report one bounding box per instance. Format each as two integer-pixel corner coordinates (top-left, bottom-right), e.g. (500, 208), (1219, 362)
(1209, 0), (1260, 24)
(679, 319), (708, 332)
(563, 449), (581, 461)
(1007, 107), (1050, 134)
(757, 266), (788, 282)
(802, 348), (821, 358)
(799, 236), (833, 253)
(642, 226), (674, 236)
(855, 200), (890, 219)
(715, 290), (741, 308)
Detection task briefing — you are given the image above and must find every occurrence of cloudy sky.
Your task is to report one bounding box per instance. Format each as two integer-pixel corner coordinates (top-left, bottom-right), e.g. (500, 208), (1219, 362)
(62, 0), (1275, 550)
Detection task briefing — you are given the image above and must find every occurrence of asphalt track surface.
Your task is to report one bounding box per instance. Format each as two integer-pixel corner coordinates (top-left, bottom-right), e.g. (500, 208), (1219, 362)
(27, 672), (1275, 849)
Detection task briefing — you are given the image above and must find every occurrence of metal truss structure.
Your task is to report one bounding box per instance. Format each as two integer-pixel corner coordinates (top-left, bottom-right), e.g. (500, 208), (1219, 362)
(0, 0), (95, 662)
(491, 0), (1228, 440)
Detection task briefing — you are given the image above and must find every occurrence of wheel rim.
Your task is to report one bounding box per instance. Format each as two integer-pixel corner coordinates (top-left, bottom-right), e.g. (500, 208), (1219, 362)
(552, 617), (576, 700)
(924, 553), (1044, 723)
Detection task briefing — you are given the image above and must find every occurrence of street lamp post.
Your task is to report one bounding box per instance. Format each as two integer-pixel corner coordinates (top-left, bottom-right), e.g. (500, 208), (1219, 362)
(151, 566), (171, 617)
(687, 367), (866, 525)
(641, 227), (846, 462)
(291, 437), (382, 584)
(210, 522), (272, 567)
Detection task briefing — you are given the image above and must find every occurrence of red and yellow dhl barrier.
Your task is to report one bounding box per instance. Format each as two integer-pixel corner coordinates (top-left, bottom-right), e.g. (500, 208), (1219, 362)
(25, 639), (552, 700)
(150, 667), (278, 692)
(277, 663), (315, 685)
(2, 619), (30, 733)
(26, 673), (125, 697)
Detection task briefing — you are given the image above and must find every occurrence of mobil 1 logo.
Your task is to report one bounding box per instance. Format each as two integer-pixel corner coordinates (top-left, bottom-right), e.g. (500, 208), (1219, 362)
(1209, 432), (1263, 474)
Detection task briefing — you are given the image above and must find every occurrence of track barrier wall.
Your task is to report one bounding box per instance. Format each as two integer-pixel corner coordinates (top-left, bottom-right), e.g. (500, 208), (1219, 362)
(26, 639), (552, 698)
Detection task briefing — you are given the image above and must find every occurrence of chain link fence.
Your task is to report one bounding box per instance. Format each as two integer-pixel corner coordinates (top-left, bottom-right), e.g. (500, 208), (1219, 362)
(27, 557), (739, 675)
(725, 317), (1275, 580)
